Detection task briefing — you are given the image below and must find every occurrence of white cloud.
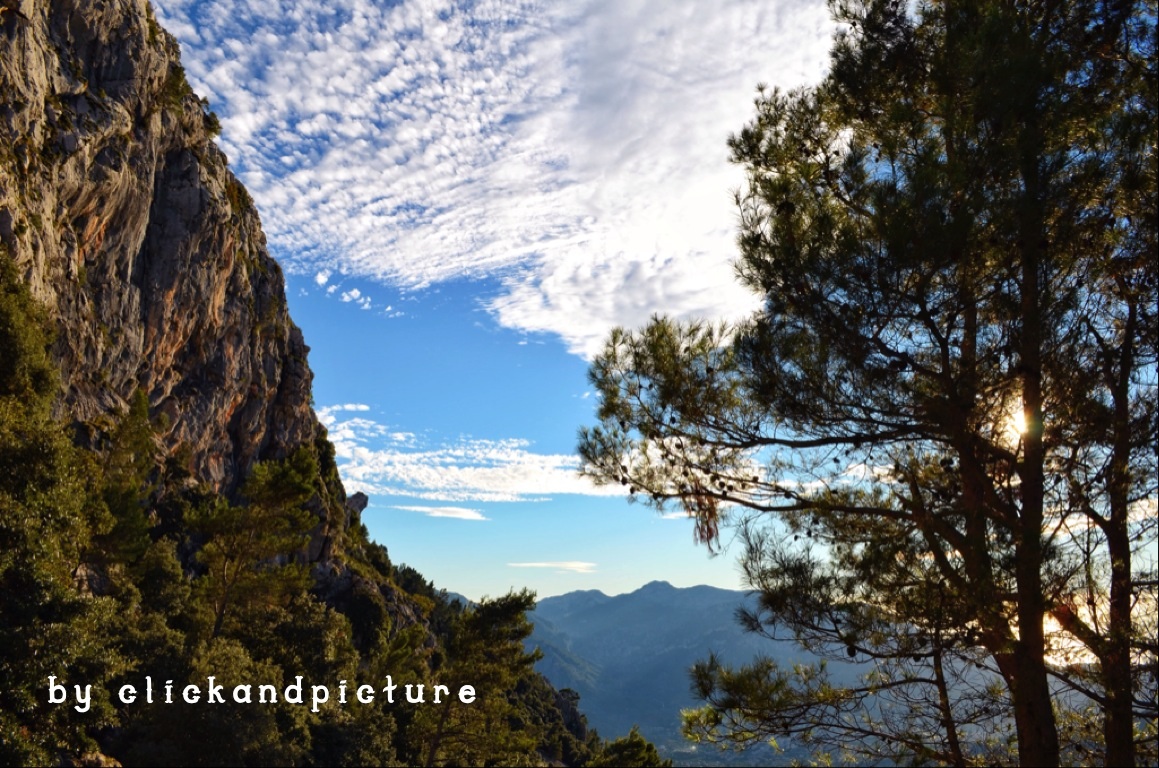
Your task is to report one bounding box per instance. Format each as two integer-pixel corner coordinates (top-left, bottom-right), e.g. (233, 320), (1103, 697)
(843, 462), (898, 483)
(339, 287), (373, 309)
(315, 403), (372, 426)
(152, 0), (834, 358)
(659, 510), (692, 520)
(316, 405), (624, 502)
(393, 505), (489, 521)
(508, 561), (597, 573)
(315, 270), (331, 285)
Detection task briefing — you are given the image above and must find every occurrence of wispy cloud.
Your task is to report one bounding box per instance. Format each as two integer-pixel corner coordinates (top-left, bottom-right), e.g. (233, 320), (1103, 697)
(152, 0), (834, 357)
(316, 403), (371, 419)
(315, 405), (623, 502)
(658, 510), (692, 520)
(508, 561), (597, 574)
(392, 505), (489, 521)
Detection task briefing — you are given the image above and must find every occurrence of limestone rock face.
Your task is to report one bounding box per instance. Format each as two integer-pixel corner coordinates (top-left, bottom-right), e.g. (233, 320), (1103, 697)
(345, 491), (369, 528)
(0, 0), (318, 496)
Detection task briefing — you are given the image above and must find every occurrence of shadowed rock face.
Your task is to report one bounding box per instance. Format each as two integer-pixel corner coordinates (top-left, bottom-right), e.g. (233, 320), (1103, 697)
(0, 0), (319, 496)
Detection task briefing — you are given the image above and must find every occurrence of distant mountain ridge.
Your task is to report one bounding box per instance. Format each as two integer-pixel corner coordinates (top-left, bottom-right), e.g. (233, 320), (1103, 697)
(528, 581), (813, 765)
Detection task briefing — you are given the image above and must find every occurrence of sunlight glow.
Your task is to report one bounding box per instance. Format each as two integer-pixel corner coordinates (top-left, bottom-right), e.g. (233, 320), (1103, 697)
(1001, 400), (1029, 447)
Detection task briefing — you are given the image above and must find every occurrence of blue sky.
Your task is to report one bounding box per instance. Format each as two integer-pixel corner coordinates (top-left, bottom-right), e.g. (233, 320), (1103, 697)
(151, 0), (835, 600)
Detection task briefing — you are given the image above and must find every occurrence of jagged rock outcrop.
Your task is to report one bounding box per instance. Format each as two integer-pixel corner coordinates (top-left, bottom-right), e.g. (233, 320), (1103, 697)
(0, 0), (441, 664)
(0, 0), (316, 498)
(345, 490), (369, 527)
(0, 9), (605, 755)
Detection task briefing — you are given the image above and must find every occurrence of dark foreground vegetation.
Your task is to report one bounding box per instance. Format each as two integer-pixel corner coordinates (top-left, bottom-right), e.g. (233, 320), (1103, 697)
(0, 251), (668, 766)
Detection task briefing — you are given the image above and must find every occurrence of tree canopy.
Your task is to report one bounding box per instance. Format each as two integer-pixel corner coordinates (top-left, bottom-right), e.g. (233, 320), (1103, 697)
(1, 248), (657, 765)
(0, 252), (119, 763)
(580, 1), (1157, 765)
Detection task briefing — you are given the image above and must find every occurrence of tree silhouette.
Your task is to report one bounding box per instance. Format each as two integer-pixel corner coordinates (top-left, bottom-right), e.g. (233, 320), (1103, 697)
(581, 1), (1156, 764)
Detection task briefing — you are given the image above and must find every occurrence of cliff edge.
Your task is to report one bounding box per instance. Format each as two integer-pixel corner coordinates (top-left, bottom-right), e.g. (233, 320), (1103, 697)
(1, 0), (323, 506)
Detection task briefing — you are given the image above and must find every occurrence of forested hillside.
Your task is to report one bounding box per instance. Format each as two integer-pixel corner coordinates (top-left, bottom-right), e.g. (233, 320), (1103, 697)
(0, 1), (665, 764)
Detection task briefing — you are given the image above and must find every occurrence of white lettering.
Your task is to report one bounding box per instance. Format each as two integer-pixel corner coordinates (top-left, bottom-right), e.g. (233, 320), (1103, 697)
(311, 685), (329, 713)
(48, 677), (66, 705)
(284, 676), (303, 704)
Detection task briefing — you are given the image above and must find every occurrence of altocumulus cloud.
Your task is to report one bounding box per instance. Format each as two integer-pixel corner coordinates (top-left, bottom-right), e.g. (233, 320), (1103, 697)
(317, 405), (622, 502)
(152, 0), (834, 357)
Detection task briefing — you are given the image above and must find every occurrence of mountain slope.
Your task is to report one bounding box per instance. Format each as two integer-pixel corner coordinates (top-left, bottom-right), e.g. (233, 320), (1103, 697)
(1, 3), (613, 764)
(0, 0), (327, 512)
(529, 581), (819, 764)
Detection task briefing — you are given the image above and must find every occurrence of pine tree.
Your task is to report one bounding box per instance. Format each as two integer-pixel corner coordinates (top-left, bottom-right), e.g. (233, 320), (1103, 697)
(580, 1), (1157, 764)
(97, 388), (158, 565)
(0, 252), (119, 762)
(591, 727), (673, 767)
(403, 589), (546, 766)
(190, 448), (318, 639)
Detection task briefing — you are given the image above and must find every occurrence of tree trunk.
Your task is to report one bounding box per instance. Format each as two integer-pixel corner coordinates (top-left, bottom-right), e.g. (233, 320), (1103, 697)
(1104, 300), (1138, 767)
(1013, 104), (1060, 766)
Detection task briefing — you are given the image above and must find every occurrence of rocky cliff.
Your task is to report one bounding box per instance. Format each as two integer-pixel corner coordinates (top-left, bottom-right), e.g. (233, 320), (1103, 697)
(0, 9), (624, 764)
(0, 0), (320, 502)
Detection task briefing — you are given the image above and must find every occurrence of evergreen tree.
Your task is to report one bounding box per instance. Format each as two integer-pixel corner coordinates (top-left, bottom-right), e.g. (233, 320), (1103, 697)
(0, 253), (119, 762)
(189, 448), (317, 639)
(115, 637), (311, 767)
(590, 726), (672, 768)
(403, 589), (546, 766)
(0, 244), (628, 764)
(97, 388), (158, 565)
(580, 1), (1157, 765)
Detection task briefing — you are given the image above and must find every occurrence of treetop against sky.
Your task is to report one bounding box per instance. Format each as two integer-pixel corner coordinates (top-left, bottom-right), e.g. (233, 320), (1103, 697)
(581, 1), (1156, 765)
